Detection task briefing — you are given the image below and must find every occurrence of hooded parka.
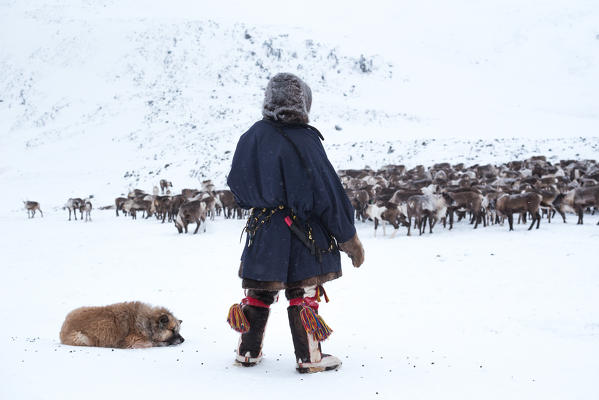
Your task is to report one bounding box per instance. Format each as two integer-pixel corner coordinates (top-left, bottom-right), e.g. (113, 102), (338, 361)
(227, 73), (355, 290)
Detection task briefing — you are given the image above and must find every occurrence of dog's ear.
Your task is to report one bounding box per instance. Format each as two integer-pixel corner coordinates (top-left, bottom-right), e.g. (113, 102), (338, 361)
(159, 315), (169, 326)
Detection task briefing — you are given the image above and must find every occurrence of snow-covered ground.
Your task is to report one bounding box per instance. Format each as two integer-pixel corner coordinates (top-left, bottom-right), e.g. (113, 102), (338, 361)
(1, 210), (599, 399)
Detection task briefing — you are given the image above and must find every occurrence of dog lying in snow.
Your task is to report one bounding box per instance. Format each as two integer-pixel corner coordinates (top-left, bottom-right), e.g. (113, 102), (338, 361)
(60, 301), (184, 349)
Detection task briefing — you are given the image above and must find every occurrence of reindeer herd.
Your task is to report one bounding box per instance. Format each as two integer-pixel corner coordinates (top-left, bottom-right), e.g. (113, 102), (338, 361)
(341, 156), (599, 236)
(23, 157), (599, 237)
(114, 179), (242, 234)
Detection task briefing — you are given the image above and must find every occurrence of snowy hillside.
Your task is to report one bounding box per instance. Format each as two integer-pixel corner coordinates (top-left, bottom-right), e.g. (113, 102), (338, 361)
(0, 2), (394, 210)
(1, 0), (599, 211)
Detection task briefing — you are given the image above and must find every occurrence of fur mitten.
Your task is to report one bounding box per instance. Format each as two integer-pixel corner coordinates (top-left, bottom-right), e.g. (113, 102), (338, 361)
(338, 233), (364, 268)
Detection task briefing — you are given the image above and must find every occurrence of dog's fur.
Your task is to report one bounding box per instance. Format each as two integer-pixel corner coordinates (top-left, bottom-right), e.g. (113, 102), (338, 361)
(60, 301), (184, 349)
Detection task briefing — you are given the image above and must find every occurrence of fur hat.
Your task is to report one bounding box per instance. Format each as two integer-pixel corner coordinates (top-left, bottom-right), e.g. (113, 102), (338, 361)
(262, 73), (312, 124)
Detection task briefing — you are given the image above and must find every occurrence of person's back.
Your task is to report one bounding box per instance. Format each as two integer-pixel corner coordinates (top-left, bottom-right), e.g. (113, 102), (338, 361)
(226, 73), (364, 373)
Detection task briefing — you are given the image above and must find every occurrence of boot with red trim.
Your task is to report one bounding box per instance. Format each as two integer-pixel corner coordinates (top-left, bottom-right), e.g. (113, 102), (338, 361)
(287, 291), (341, 373)
(228, 295), (272, 367)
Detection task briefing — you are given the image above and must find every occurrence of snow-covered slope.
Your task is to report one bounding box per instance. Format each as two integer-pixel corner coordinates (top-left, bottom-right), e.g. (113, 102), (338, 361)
(1, 0), (598, 211)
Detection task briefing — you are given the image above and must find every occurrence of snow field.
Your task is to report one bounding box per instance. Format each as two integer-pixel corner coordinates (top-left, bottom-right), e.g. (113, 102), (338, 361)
(1, 209), (598, 399)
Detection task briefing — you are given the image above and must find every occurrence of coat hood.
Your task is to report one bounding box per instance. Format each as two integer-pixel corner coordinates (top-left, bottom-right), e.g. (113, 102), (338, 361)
(262, 73), (312, 124)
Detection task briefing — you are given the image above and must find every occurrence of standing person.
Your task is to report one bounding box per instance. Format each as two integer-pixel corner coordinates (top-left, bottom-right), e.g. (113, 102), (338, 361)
(226, 73), (364, 373)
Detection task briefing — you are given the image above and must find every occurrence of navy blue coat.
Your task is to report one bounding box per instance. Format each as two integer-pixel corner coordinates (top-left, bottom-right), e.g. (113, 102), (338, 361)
(227, 119), (356, 285)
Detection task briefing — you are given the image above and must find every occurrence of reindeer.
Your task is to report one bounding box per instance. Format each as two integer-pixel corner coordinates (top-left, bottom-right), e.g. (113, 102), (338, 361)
(64, 198), (83, 221)
(115, 197), (128, 217)
(122, 200), (135, 218)
(175, 200), (207, 234)
(202, 193), (222, 221)
(553, 186), (599, 224)
(81, 200), (92, 222)
(347, 189), (370, 221)
(24, 201), (43, 218)
(531, 185), (559, 223)
(388, 189), (423, 206)
(182, 188), (200, 200)
(123, 199), (153, 220)
(190, 191), (223, 220)
(160, 179), (173, 194)
(168, 195), (186, 222)
(406, 195), (433, 236)
(142, 193), (155, 202)
(154, 195), (172, 223)
(484, 191), (503, 225)
(128, 189), (146, 199)
(495, 192), (542, 231)
(406, 193), (449, 236)
(365, 203), (388, 237)
(138, 199), (154, 219)
(216, 190), (240, 219)
(365, 203), (408, 237)
(425, 193), (450, 232)
(201, 180), (215, 193)
(445, 191), (485, 229)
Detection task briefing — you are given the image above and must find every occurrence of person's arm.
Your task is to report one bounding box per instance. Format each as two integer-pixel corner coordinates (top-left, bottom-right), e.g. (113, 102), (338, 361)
(312, 157), (364, 267)
(312, 162), (356, 243)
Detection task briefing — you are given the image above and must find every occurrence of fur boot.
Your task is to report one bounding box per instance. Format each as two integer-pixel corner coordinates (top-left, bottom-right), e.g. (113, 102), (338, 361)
(287, 304), (341, 373)
(236, 304), (270, 367)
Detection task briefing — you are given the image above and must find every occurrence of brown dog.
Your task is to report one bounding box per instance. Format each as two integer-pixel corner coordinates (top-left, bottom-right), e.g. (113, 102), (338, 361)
(60, 301), (184, 349)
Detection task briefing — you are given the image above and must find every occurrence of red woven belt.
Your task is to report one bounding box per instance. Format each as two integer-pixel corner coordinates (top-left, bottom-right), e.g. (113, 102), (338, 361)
(289, 296), (319, 310)
(241, 296), (270, 308)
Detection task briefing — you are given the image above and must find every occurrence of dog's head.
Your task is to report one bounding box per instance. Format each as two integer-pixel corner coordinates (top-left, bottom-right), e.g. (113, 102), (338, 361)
(151, 310), (184, 346)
